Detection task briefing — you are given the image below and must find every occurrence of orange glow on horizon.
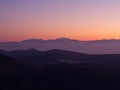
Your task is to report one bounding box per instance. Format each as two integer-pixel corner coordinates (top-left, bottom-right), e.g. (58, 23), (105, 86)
(1, 0), (120, 42)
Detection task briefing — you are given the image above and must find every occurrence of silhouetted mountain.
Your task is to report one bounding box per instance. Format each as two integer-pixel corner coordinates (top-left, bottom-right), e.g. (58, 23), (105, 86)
(21, 39), (45, 43)
(0, 54), (40, 90)
(0, 54), (16, 65)
(0, 56), (120, 90)
(0, 49), (120, 69)
(1, 38), (120, 54)
(0, 52), (120, 90)
(0, 49), (88, 64)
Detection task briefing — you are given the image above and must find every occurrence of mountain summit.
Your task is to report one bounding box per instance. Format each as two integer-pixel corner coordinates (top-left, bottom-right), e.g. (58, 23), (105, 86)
(1, 38), (120, 54)
(20, 37), (77, 43)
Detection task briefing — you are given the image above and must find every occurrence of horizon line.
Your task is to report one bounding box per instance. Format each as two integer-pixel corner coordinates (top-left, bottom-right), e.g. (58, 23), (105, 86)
(1, 37), (120, 42)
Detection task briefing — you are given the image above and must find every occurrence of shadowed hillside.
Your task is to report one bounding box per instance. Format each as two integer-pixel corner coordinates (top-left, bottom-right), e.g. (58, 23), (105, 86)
(0, 54), (40, 90)
(0, 49), (120, 67)
(0, 51), (120, 90)
(0, 49), (88, 64)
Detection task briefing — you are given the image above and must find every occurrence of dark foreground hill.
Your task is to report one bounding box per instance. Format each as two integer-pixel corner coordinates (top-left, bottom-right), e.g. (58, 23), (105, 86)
(31, 63), (120, 90)
(1, 49), (120, 67)
(0, 49), (88, 64)
(0, 54), (40, 90)
(0, 53), (120, 90)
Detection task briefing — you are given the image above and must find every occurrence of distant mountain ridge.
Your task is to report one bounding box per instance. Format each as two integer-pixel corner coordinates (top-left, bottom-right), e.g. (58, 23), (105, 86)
(2, 37), (120, 43)
(14, 38), (120, 42)
(1, 37), (120, 54)
(20, 37), (79, 43)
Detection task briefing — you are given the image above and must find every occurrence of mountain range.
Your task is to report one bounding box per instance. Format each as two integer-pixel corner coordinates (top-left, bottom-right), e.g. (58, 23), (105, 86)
(1, 38), (120, 54)
(0, 49), (120, 68)
(0, 49), (120, 90)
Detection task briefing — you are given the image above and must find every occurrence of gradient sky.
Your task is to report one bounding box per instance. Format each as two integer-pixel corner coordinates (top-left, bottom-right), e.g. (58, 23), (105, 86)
(0, 0), (120, 42)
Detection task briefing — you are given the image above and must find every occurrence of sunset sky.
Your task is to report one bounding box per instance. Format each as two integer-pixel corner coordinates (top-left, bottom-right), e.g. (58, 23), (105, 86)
(0, 0), (120, 42)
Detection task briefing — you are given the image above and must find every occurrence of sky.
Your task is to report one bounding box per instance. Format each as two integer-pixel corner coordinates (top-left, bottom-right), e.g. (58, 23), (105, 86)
(0, 0), (120, 42)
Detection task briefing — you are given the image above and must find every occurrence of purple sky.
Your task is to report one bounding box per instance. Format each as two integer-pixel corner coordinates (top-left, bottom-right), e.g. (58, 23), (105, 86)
(1, 0), (120, 41)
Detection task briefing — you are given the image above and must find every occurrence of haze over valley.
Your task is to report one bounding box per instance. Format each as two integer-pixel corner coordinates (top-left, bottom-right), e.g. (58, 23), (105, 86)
(1, 0), (120, 90)
(1, 38), (120, 54)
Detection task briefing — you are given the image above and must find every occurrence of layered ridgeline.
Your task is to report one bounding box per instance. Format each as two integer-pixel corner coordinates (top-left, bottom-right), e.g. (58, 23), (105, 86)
(1, 38), (120, 54)
(0, 49), (120, 68)
(0, 51), (120, 90)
